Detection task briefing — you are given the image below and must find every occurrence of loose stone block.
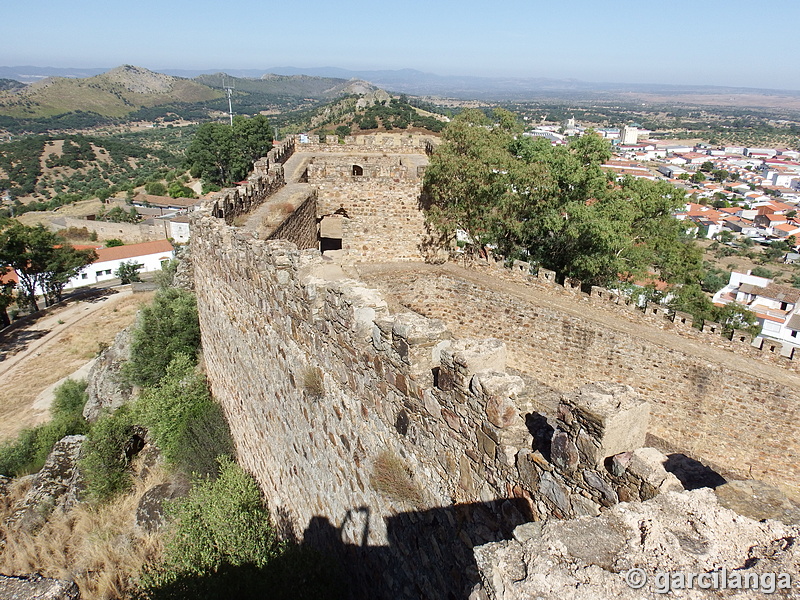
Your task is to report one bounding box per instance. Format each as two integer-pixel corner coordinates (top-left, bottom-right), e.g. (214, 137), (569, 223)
(559, 383), (650, 466)
(627, 447), (683, 493)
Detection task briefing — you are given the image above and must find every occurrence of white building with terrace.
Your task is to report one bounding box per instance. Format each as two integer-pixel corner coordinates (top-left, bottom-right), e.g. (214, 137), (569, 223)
(713, 271), (800, 346)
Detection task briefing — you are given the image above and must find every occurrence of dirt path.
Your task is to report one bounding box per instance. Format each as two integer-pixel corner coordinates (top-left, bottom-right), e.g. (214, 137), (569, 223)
(0, 290), (153, 441)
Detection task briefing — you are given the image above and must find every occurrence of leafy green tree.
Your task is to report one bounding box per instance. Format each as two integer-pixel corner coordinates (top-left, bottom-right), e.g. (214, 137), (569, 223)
(691, 172), (706, 184)
(115, 261), (143, 284)
(0, 223), (95, 310)
(124, 288), (201, 387)
(167, 182), (197, 199)
(424, 112), (700, 287)
(0, 274), (14, 328)
(145, 181), (168, 196)
(185, 115), (273, 187)
(668, 284), (717, 326)
(99, 206), (139, 223)
(700, 161), (714, 172)
(716, 302), (760, 337)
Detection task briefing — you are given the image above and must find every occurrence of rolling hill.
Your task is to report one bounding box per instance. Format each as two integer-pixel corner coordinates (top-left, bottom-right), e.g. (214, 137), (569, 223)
(0, 65), (223, 119)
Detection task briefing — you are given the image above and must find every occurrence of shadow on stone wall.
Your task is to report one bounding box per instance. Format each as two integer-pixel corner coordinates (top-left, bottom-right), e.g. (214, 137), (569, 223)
(136, 498), (529, 600)
(300, 497), (531, 600)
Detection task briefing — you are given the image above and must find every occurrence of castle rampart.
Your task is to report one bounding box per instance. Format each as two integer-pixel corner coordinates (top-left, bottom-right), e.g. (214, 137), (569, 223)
(192, 207), (704, 597)
(192, 136), (800, 597)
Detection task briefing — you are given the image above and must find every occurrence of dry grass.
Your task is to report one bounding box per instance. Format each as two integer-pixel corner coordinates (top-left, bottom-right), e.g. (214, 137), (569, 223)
(370, 450), (424, 508)
(301, 366), (325, 399)
(0, 460), (168, 600)
(0, 291), (154, 442)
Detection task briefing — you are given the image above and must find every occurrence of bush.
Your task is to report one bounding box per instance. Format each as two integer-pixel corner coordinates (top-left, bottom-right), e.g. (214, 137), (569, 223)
(137, 457), (281, 597)
(0, 379), (88, 477)
(135, 355), (233, 478)
(124, 288), (201, 387)
(751, 266), (774, 279)
(79, 404), (136, 502)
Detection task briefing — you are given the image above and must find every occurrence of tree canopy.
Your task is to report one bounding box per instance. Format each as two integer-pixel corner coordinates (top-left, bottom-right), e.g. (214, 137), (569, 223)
(185, 115), (274, 187)
(423, 109), (702, 288)
(0, 223), (96, 311)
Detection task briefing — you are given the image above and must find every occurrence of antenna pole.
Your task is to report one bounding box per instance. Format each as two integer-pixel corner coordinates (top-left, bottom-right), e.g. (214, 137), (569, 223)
(222, 76), (234, 126)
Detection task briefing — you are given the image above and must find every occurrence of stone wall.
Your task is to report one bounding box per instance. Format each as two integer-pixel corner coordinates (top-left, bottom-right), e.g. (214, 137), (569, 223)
(51, 216), (168, 243)
(309, 155), (429, 262)
(209, 138), (295, 224)
(192, 210), (706, 599)
(362, 267), (800, 488)
(266, 192), (318, 250)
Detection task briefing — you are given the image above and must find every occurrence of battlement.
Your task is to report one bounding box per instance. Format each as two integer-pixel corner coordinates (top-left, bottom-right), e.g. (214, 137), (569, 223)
(193, 211), (689, 522)
(191, 136), (800, 598)
(499, 260), (800, 368)
(296, 133), (434, 154)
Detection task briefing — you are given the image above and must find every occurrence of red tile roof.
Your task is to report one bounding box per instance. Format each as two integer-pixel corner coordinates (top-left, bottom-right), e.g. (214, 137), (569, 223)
(94, 239), (174, 263)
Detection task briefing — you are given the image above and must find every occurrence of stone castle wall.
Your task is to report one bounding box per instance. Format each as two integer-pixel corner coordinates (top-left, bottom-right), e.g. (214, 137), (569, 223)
(265, 192), (318, 250)
(363, 267), (800, 488)
(309, 152), (430, 263)
(191, 209), (688, 599)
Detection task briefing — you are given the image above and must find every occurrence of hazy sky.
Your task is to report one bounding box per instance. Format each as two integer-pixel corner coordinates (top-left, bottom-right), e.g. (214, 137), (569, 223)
(5, 0), (800, 90)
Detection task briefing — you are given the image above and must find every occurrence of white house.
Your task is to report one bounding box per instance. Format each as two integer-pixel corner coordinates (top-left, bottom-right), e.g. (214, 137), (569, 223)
(168, 216), (191, 244)
(66, 240), (174, 289)
(713, 272), (800, 346)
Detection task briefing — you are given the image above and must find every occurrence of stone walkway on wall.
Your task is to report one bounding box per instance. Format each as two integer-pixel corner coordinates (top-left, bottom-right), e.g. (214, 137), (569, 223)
(241, 152), (313, 238)
(357, 261), (800, 389)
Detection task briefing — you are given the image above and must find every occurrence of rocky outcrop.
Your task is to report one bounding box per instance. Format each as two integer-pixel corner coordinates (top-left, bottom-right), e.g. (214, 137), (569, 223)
(475, 488), (800, 599)
(134, 474), (190, 533)
(83, 327), (133, 422)
(0, 574), (80, 600)
(6, 436), (85, 533)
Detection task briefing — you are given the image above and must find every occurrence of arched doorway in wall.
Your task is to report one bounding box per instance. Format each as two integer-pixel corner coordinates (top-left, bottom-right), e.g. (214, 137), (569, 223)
(352, 164), (364, 177)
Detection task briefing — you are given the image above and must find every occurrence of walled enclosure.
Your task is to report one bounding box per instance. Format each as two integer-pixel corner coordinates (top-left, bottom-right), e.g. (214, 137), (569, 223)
(193, 136), (800, 598)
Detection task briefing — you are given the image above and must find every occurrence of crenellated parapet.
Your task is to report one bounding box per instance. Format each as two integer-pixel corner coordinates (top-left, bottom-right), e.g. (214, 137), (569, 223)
(192, 209), (696, 531)
(488, 258), (799, 368)
(294, 133), (434, 154)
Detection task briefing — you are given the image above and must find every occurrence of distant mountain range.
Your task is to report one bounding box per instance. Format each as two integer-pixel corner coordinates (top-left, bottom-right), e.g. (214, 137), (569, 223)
(4, 65), (800, 101)
(2, 65), (800, 122)
(0, 66), (377, 121)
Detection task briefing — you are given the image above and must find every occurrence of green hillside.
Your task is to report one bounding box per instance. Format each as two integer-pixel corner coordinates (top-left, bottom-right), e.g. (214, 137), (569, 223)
(0, 65), (223, 119)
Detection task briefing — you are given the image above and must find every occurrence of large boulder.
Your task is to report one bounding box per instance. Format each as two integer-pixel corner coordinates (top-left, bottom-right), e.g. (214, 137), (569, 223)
(6, 436), (85, 533)
(83, 327), (133, 422)
(475, 489), (800, 599)
(0, 574), (80, 600)
(135, 474), (191, 533)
